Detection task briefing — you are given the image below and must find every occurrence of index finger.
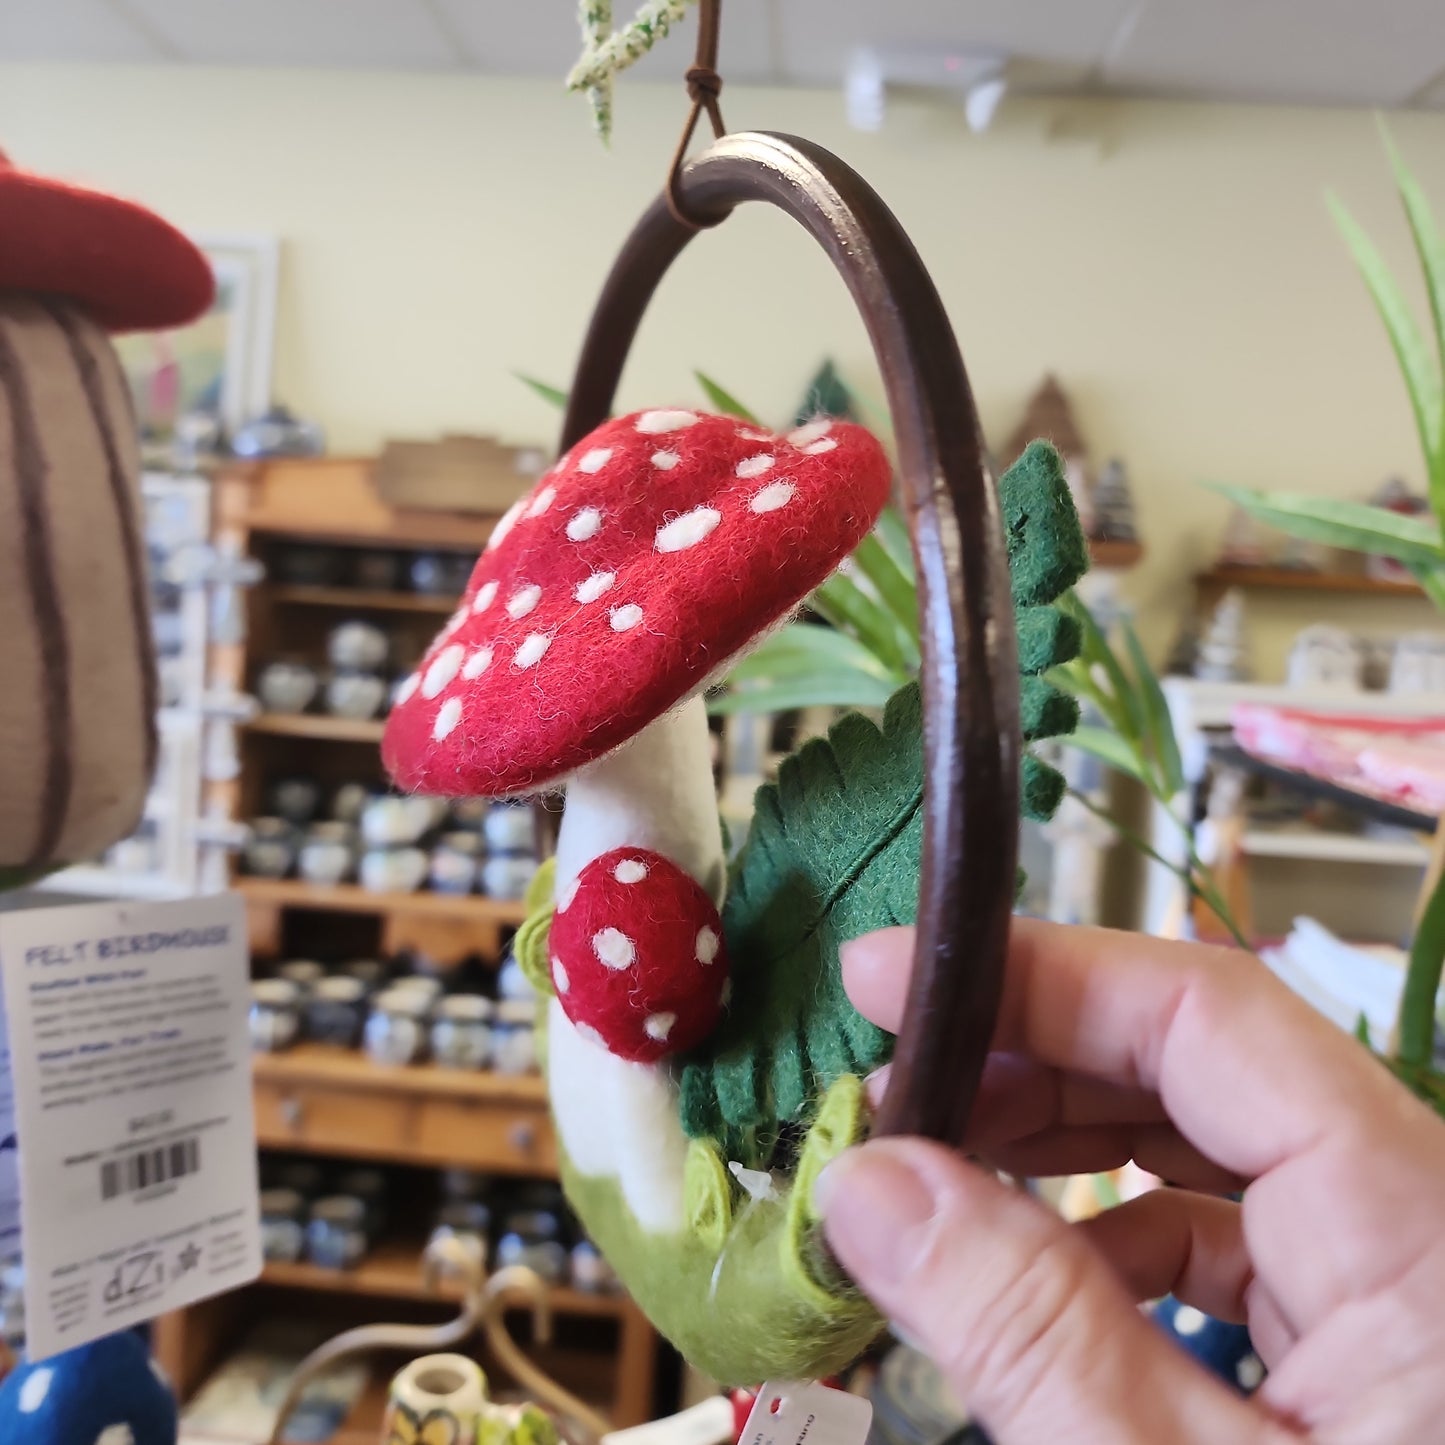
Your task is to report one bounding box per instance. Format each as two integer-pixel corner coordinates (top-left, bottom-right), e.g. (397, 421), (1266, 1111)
(846, 919), (1408, 1179)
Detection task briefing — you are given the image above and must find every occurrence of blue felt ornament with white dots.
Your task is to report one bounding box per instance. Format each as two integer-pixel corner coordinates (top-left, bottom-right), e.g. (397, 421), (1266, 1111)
(1151, 1295), (1265, 1394)
(0, 1328), (177, 1445)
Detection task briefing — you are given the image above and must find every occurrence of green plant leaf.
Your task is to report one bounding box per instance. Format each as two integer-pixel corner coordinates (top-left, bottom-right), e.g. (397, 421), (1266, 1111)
(726, 622), (903, 687)
(1210, 484), (1445, 568)
(515, 373), (569, 409)
(1329, 192), (1445, 500)
(694, 371), (761, 423)
(812, 572), (915, 676)
(1065, 725), (1149, 786)
(1061, 593), (1145, 743)
(680, 685), (925, 1161)
(1410, 562), (1445, 611)
(1398, 869), (1445, 1069)
(850, 533), (922, 651)
(707, 675), (898, 716)
(872, 505), (916, 581)
(1123, 622), (1185, 796)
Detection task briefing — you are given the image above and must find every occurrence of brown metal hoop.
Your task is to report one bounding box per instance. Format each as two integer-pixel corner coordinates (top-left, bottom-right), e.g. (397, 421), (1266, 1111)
(560, 131), (1019, 1147)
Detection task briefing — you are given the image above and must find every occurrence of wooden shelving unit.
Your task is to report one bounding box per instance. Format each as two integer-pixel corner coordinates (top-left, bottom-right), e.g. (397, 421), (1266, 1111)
(1088, 537), (1143, 570)
(1196, 563), (1424, 598)
(158, 457), (659, 1435)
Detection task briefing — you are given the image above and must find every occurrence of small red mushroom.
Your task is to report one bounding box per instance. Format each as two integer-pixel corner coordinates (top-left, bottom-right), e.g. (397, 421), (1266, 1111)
(548, 846), (730, 1062)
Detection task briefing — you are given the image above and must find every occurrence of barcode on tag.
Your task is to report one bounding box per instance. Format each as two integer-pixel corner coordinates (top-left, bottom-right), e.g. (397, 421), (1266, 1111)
(101, 1137), (201, 1201)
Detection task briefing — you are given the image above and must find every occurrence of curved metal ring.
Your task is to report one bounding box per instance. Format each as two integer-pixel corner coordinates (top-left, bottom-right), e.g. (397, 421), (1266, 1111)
(560, 131), (1020, 1145)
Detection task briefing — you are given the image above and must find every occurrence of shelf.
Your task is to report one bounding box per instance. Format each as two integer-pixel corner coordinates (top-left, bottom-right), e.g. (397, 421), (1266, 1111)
(247, 713), (386, 743)
(236, 876), (529, 924)
(1087, 538), (1143, 569)
(1241, 827), (1430, 866)
(268, 584), (461, 614)
(252, 1042), (547, 1105)
(260, 1241), (629, 1319)
(1196, 565), (1423, 596)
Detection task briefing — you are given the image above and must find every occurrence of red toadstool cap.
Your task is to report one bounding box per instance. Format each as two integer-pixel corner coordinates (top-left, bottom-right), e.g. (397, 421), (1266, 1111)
(383, 409), (892, 796)
(0, 148), (214, 332)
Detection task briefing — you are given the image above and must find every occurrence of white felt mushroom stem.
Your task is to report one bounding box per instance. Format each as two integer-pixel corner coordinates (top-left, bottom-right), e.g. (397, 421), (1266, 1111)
(553, 694), (725, 906)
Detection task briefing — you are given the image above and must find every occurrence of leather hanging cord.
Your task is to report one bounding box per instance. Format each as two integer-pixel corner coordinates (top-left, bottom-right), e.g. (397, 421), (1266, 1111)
(665, 0), (728, 229)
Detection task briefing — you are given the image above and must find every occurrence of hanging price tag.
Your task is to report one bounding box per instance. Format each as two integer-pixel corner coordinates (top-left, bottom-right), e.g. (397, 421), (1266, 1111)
(739, 1382), (873, 1445)
(0, 894), (261, 1360)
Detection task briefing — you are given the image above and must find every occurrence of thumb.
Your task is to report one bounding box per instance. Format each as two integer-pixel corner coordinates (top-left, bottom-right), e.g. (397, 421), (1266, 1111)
(818, 1139), (1266, 1445)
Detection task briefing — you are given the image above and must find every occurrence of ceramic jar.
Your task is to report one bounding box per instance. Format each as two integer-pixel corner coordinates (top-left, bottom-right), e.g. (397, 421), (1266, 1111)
(298, 828), (353, 886)
(277, 959), (325, 994)
(269, 776), (321, 827)
(483, 803), (534, 854)
(244, 817), (296, 879)
(495, 1208), (567, 1284)
(491, 999), (538, 1075)
(365, 988), (431, 1066)
(384, 1355), (488, 1445)
(361, 795), (432, 848)
(326, 670), (386, 721)
(274, 1160), (325, 1201)
(390, 975), (444, 1010)
(0, 1259), (23, 1350)
(341, 957), (388, 992)
(570, 1239), (618, 1294)
(409, 552), (473, 596)
(429, 832), (481, 894)
(274, 543), (341, 588)
(428, 1200), (492, 1267)
(430, 995), (494, 1070)
(480, 854), (538, 901)
(259, 1188), (307, 1264)
(330, 781), (372, 824)
(360, 846), (428, 895)
(305, 976), (368, 1048)
(306, 1195), (368, 1271)
(496, 953), (536, 1002)
(249, 980), (302, 1053)
(335, 1167), (390, 1237)
(327, 620), (388, 673)
(257, 661), (319, 715)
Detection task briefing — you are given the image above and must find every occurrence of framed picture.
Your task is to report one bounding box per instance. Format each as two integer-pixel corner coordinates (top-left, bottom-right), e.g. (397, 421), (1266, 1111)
(114, 233), (279, 462)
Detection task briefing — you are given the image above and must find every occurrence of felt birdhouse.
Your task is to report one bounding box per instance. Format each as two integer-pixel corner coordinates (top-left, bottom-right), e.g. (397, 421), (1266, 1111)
(384, 404), (1089, 1384)
(0, 150), (213, 885)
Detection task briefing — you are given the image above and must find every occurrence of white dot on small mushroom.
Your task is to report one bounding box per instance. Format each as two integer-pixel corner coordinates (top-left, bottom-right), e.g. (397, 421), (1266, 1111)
(19, 1367), (53, 1412)
(98, 1427), (136, 1445)
(656, 506), (721, 553)
(636, 409), (699, 435)
(735, 453), (775, 479)
(526, 484), (557, 518)
(472, 579), (499, 614)
(650, 449), (681, 471)
(802, 437), (839, 455)
(644, 1012), (677, 1042)
(433, 696), (463, 740)
(577, 1022), (608, 1050)
(575, 570), (615, 604)
(696, 926), (720, 965)
(1236, 1354), (1265, 1390)
(788, 419), (834, 447)
(610, 604), (644, 632)
(552, 957), (571, 994)
(566, 506), (603, 542)
(395, 672), (420, 705)
(749, 481), (796, 514)
(578, 446), (614, 474)
(736, 426), (773, 442)
(487, 497), (527, 551)
(613, 858), (649, 884)
(557, 875), (580, 912)
(1172, 1305), (1206, 1337)
(440, 605), (468, 637)
(422, 644), (465, 698)
(462, 646), (493, 680)
(513, 632), (551, 669)
(592, 927), (636, 970)
(507, 584), (542, 619)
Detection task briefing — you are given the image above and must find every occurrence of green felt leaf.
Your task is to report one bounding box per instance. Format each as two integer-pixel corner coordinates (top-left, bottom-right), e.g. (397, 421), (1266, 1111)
(1210, 484), (1445, 567)
(680, 685), (925, 1161)
(515, 373), (569, 409)
(694, 372), (762, 424)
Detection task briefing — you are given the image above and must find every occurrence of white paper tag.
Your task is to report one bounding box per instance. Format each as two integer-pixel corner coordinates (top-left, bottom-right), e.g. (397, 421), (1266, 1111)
(0, 985), (17, 1260)
(602, 1395), (737, 1445)
(0, 894), (262, 1360)
(740, 1382), (873, 1445)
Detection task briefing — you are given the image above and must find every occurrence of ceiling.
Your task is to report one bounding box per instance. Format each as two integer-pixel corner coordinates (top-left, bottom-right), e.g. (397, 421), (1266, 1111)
(2, 0), (1444, 110)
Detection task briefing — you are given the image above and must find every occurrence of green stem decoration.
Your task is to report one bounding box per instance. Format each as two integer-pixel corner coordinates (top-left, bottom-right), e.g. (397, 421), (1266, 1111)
(1398, 869), (1445, 1070)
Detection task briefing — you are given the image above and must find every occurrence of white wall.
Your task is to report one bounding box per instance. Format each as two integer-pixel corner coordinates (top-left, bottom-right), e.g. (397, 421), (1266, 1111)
(3, 64), (1443, 665)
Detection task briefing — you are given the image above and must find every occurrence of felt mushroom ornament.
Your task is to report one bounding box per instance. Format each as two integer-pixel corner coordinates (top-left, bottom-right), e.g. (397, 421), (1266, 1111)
(385, 407), (890, 1219)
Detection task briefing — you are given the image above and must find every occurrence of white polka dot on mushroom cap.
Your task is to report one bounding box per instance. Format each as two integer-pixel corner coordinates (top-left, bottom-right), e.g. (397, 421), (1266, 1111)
(97, 1427), (136, 1445)
(1172, 1305), (1206, 1336)
(471, 579), (498, 614)
(577, 446), (614, 473)
(613, 858), (648, 884)
(635, 409), (699, 434)
(486, 496), (527, 551)
(514, 632), (551, 669)
(19, 1366), (54, 1412)
(610, 604), (644, 632)
(656, 506), (721, 553)
(592, 927), (636, 970)
(1236, 1354), (1264, 1390)
(557, 874), (580, 912)
(395, 672), (420, 705)
(433, 695), (463, 740)
(422, 644), (465, 698)
(650, 449), (681, 470)
(440, 605), (468, 637)
(507, 584), (542, 619)
(696, 926), (720, 964)
(552, 957), (570, 994)
(736, 426), (772, 442)
(735, 453), (774, 478)
(644, 1012), (676, 1042)
(788, 419), (834, 448)
(749, 481), (795, 514)
(462, 646), (493, 680)
(567, 506), (603, 542)
(575, 570), (615, 604)
(525, 484), (557, 518)
(802, 437), (838, 455)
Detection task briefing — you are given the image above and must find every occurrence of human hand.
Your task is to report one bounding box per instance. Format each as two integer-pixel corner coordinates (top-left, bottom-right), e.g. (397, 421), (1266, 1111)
(817, 921), (1445, 1443)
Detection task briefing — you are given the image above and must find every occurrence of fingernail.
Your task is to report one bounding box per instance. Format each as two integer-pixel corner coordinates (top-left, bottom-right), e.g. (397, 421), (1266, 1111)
(817, 1142), (939, 1283)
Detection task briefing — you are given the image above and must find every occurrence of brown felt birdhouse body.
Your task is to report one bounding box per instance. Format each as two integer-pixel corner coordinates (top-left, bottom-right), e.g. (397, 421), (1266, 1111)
(0, 150), (213, 879)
